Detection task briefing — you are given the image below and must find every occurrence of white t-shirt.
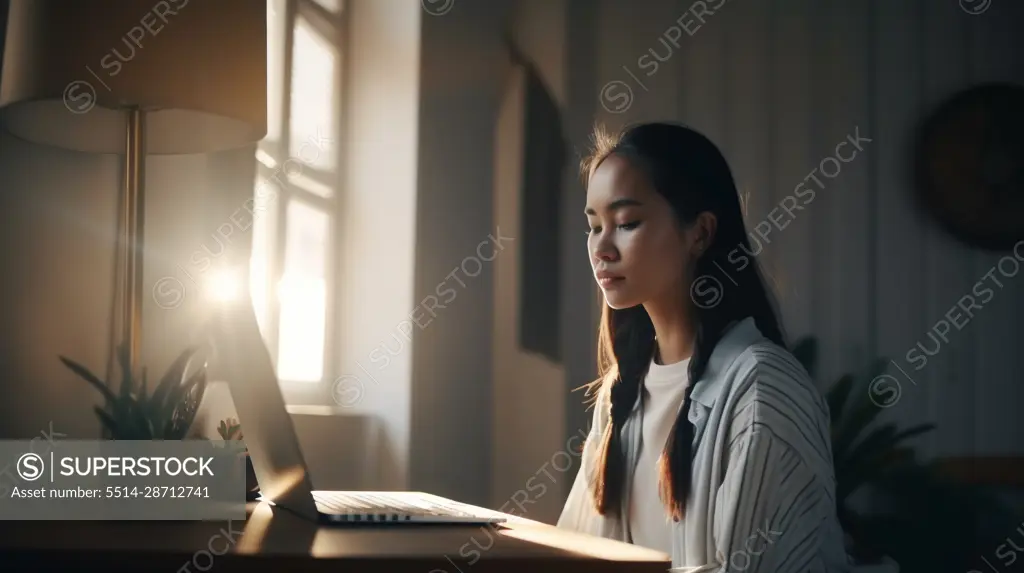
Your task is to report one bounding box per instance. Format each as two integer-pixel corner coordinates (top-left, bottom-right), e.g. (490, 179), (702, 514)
(628, 355), (691, 555)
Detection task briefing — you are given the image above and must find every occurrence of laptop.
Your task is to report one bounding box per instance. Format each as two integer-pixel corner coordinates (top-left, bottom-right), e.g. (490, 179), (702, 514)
(214, 298), (506, 525)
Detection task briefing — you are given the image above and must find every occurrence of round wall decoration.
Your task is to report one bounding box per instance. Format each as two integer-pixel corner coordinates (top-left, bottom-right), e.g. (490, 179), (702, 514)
(912, 82), (1024, 251)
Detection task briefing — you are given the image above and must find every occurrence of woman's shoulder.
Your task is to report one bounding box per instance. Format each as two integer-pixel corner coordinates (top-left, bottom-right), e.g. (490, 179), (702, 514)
(700, 320), (821, 410)
(721, 340), (833, 453)
(732, 339), (817, 392)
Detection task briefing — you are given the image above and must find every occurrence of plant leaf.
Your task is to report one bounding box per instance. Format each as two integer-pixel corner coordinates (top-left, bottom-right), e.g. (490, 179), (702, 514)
(139, 366), (149, 402)
(178, 367), (208, 438)
(837, 423), (897, 471)
(162, 364), (206, 439)
(887, 423), (936, 449)
(150, 346), (200, 421)
(790, 336), (818, 380)
(130, 396), (155, 439)
(110, 390), (137, 439)
(838, 451), (907, 502)
(842, 423), (935, 478)
(93, 405), (120, 436)
(839, 431), (926, 483)
(217, 417), (242, 440)
(160, 373), (194, 434)
(115, 393), (146, 439)
(836, 424), (934, 504)
(836, 425), (898, 502)
(60, 356), (116, 404)
(831, 357), (891, 460)
(183, 367), (208, 438)
(825, 374), (854, 428)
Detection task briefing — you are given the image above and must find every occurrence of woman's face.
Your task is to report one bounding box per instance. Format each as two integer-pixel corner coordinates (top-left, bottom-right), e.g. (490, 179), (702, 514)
(585, 154), (700, 310)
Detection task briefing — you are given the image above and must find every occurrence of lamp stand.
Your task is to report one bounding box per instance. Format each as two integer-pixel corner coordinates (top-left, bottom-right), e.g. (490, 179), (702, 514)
(121, 107), (146, 373)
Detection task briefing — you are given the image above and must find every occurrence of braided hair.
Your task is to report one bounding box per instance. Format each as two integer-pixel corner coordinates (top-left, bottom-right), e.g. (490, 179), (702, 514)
(581, 122), (785, 521)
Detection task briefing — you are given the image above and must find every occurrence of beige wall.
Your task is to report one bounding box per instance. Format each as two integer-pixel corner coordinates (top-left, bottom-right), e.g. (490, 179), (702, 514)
(0, 135), (123, 439)
(333, 0), (422, 492)
(491, 63), (567, 523)
(407, 0), (513, 507)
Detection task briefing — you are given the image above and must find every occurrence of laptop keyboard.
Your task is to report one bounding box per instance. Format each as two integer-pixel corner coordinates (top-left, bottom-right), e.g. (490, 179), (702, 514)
(312, 491), (481, 521)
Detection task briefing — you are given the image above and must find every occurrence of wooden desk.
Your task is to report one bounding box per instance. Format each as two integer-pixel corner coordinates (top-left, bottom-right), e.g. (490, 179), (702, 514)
(0, 501), (671, 572)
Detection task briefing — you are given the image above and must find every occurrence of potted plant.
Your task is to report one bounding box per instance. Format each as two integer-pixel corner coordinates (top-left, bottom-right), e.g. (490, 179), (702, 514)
(792, 337), (1013, 573)
(60, 344), (207, 439)
(216, 417), (260, 500)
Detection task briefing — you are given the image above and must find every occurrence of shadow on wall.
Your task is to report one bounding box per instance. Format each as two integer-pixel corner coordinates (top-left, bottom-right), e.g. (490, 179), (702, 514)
(513, 38), (568, 363)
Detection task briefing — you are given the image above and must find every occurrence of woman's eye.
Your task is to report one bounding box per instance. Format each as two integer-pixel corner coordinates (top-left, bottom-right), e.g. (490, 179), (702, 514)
(586, 226), (600, 236)
(618, 221), (640, 231)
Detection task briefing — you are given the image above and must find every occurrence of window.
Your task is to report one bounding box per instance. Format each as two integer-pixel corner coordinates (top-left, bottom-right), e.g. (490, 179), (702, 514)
(251, 0), (344, 395)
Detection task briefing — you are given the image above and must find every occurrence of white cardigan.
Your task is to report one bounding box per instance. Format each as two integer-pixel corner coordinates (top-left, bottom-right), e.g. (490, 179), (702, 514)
(557, 318), (851, 572)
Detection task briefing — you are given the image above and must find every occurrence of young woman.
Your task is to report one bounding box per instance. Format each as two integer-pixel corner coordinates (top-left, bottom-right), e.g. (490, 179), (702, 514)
(558, 122), (849, 572)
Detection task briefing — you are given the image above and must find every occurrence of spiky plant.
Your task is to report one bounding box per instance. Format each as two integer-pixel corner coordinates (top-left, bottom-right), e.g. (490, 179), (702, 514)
(60, 344), (208, 440)
(791, 338), (935, 530)
(215, 417), (260, 498)
(792, 336), (1012, 572)
(216, 417), (243, 441)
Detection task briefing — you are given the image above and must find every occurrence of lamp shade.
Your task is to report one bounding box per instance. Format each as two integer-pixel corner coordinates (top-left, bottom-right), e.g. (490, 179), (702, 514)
(0, 0), (267, 155)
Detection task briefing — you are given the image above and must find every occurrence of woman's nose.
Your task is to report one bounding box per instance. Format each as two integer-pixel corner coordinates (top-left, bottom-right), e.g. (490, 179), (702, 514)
(592, 237), (618, 262)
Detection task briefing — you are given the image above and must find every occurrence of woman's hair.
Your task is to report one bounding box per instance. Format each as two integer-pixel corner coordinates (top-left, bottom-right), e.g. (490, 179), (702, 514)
(582, 122), (785, 521)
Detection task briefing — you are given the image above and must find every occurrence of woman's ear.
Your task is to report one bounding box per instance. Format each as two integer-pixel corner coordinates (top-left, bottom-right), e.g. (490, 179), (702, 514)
(690, 212), (718, 256)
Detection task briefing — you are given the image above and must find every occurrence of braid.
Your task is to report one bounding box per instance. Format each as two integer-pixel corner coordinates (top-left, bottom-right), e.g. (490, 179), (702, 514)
(592, 373), (637, 515)
(609, 373), (639, 424)
(658, 314), (728, 520)
(658, 378), (698, 521)
(592, 306), (653, 516)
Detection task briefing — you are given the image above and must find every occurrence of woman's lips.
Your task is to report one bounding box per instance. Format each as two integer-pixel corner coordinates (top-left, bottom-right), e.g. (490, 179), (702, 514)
(597, 276), (625, 288)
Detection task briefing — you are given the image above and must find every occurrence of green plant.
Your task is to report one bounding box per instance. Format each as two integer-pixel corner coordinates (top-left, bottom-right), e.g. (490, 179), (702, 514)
(216, 417), (243, 441)
(791, 338), (935, 534)
(215, 417), (260, 498)
(792, 336), (1014, 572)
(60, 344), (208, 440)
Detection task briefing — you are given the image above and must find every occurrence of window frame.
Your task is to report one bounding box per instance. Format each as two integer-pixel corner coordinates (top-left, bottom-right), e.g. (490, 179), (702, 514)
(255, 0), (347, 405)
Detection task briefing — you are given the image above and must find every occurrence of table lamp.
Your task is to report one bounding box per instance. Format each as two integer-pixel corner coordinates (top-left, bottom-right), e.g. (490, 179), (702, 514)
(0, 0), (267, 373)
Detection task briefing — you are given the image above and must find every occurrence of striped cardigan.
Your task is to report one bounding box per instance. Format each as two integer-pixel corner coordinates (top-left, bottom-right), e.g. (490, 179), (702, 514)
(557, 317), (851, 572)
